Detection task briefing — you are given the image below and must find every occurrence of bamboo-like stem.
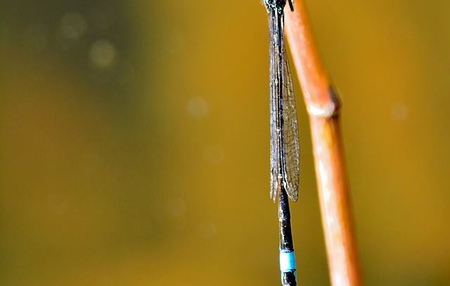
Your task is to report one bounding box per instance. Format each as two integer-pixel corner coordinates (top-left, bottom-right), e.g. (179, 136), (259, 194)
(284, 2), (363, 286)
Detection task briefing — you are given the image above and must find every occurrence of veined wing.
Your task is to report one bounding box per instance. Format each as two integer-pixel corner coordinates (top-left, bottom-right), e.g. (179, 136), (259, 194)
(280, 41), (300, 202)
(268, 7), (300, 202)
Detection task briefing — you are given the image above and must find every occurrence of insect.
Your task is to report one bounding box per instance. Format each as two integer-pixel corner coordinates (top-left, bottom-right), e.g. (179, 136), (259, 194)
(263, 1), (299, 285)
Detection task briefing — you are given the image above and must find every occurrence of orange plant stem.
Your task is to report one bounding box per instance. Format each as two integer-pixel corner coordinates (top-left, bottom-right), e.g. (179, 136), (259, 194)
(284, 1), (363, 286)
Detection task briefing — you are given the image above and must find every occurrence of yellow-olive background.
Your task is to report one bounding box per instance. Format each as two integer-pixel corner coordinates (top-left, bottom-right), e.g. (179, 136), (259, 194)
(1, 0), (449, 285)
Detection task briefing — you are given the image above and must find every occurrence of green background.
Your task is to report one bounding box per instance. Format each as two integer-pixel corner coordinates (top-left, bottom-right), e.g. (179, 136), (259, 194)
(1, 0), (449, 285)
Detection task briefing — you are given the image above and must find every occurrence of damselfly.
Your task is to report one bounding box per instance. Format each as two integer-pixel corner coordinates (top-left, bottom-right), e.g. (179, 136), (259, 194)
(263, 0), (299, 285)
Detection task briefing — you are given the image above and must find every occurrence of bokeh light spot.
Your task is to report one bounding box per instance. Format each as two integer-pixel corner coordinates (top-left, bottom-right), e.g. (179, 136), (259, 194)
(89, 39), (117, 69)
(186, 97), (209, 119)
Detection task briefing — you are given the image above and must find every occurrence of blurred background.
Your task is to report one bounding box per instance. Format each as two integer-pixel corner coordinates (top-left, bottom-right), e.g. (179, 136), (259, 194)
(1, 0), (449, 285)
